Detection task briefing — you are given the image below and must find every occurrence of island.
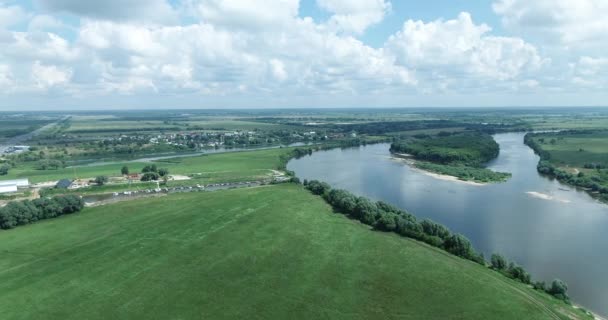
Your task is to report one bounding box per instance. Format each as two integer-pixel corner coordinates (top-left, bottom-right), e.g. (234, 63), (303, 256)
(390, 132), (511, 184)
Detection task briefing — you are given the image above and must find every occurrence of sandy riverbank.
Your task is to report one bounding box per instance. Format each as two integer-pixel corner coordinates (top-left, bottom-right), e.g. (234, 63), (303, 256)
(526, 191), (571, 203)
(390, 155), (486, 186)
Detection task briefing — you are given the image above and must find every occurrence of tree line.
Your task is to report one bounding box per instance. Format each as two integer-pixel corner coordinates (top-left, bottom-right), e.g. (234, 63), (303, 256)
(302, 179), (570, 303)
(0, 195), (85, 230)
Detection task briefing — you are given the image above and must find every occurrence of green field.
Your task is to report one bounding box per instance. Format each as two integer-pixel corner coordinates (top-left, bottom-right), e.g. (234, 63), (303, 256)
(0, 185), (584, 319)
(529, 131), (608, 168)
(526, 131), (608, 202)
(64, 117), (292, 133)
(2, 148), (290, 184)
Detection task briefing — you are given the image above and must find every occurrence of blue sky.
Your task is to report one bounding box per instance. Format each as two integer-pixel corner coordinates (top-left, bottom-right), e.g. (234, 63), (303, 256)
(0, 0), (606, 109)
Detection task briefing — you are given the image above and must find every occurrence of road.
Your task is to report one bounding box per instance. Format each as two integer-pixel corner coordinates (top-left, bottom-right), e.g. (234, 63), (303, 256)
(0, 116), (69, 154)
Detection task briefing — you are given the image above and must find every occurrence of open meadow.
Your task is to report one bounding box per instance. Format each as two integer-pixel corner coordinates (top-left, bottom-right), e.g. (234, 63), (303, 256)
(0, 185), (584, 320)
(2, 147), (290, 184)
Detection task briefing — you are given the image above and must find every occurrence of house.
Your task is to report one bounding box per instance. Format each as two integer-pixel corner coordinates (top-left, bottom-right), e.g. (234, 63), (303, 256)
(55, 179), (73, 189)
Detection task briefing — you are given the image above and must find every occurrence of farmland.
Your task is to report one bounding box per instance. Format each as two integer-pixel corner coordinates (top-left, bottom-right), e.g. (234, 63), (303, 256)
(2, 147), (291, 184)
(0, 185), (586, 320)
(526, 130), (608, 202)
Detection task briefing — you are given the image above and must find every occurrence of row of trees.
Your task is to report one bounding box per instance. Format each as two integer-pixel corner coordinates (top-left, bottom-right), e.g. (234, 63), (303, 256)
(491, 254), (569, 302)
(303, 180), (570, 303)
(303, 180), (483, 264)
(0, 195), (85, 230)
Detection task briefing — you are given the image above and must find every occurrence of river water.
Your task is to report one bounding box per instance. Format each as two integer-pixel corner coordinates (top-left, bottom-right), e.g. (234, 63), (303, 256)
(287, 132), (608, 316)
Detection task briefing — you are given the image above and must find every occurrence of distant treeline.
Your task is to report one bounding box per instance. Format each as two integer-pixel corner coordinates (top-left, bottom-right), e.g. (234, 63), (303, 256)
(302, 180), (570, 303)
(278, 138), (389, 171)
(0, 195), (85, 230)
(334, 120), (463, 135)
(67, 127), (182, 134)
(525, 133), (608, 199)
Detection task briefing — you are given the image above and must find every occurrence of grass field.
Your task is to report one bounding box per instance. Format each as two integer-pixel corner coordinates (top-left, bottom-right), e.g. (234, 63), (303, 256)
(0, 185), (585, 319)
(2, 148), (290, 184)
(529, 131), (608, 168)
(64, 118), (293, 133)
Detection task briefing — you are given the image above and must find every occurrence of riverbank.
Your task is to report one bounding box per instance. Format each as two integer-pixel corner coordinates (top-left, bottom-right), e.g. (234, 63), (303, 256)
(524, 131), (608, 205)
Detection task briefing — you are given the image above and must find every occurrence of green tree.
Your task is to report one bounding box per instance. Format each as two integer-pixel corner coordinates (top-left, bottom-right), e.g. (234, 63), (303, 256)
(0, 164), (9, 176)
(121, 166), (129, 175)
(374, 211), (397, 232)
(94, 176), (108, 186)
(443, 234), (475, 259)
(141, 172), (160, 181)
(547, 279), (569, 302)
(158, 168), (169, 177)
(491, 253), (507, 270)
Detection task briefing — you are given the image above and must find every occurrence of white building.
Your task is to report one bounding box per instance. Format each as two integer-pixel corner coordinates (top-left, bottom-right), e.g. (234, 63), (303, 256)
(0, 184), (18, 194)
(0, 179), (29, 188)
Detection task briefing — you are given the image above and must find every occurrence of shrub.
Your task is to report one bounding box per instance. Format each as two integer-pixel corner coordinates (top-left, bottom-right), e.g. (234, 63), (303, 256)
(0, 195), (84, 230)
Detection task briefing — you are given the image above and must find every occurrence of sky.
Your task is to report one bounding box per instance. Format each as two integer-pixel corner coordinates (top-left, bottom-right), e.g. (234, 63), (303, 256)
(0, 0), (607, 110)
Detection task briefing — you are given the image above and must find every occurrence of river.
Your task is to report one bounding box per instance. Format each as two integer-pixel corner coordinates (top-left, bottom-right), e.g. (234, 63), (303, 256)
(287, 132), (608, 317)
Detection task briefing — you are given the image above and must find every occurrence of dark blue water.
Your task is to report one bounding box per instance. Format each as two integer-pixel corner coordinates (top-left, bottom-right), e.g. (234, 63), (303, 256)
(288, 132), (608, 316)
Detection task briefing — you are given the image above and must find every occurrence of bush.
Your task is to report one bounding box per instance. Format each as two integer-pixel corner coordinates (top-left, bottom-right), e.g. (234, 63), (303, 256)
(547, 279), (569, 302)
(0, 195), (84, 230)
(491, 253), (507, 270)
(141, 172), (160, 181)
(374, 211), (397, 232)
(94, 176), (108, 186)
(0, 164), (9, 175)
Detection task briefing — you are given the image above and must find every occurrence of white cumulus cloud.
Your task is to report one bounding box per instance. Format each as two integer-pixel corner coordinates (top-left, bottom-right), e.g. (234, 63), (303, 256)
(317, 0), (391, 34)
(386, 12), (545, 84)
(31, 61), (72, 89)
(493, 0), (608, 47)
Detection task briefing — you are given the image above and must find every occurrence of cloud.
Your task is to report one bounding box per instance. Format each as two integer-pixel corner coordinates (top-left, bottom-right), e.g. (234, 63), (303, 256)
(28, 14), (66, 31)
(317, 0), (391, 34)
(2, 1), (605, 107)
(0, 64), (14, 88)
(493, 0), (608, 47)
(31, 60), (72, 89)
(73, 17), (414, 96)
(186, 0), (300, 30)
(570, 56), (608, 88)
(386, 12), (545, 85)
(35, 0), (178, 24)
(0, 3), (27, 28)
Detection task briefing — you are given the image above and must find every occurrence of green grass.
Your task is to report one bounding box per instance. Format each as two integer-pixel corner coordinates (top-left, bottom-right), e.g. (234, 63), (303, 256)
(1, 148), (291, 184)
(530, 132), (608, 168)
(0, 185), (586, 319)
(64, 118), (292, 133)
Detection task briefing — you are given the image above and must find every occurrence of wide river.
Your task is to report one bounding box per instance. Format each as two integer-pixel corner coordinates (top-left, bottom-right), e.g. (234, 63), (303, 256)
(288, 132), (608, 316)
